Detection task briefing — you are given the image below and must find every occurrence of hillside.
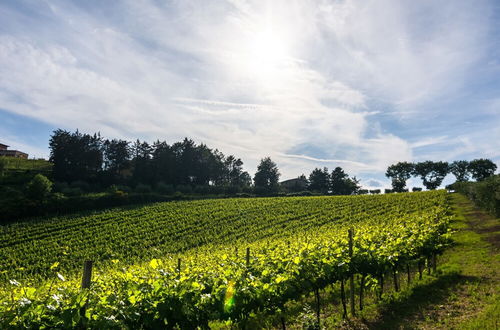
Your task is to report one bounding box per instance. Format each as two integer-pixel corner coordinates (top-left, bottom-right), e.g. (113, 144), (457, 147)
(0, 191), (453, 328)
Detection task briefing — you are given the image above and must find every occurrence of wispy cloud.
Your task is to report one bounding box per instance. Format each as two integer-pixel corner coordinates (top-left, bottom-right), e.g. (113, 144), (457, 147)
(0, 0), (498, 185)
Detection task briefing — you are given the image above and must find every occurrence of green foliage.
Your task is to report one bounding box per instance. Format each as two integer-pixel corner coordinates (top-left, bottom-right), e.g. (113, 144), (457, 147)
(135, 183), (152, 194)
(156, 182), (175, 195)
(24, 174), (53, 201)
(468, 158), (497, 181)
(386, 162), (414, 192)
(413, 161), (449, 190)
(452, 174), (500, 216)
(254, 157), (280, 194)
(449, 160), (470, 182)
(330, 167), (360, 195)
(0, 191), (451, 328)
(0, 158), (6, 177)
(308, 167), (330, 193)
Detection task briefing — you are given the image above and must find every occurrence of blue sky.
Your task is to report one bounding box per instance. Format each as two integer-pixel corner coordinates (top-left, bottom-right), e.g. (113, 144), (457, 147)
(0, 0), (499, 188)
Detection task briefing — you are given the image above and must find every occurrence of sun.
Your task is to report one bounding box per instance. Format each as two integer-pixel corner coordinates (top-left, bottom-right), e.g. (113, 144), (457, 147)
(244, 25), (292, 86)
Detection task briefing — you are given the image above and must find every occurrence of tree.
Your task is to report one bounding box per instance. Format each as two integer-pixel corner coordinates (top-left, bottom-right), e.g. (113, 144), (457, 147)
(468, 158), (497, 181)
(25, 174), (53, 201)
(253, 157), (280, 194)
(385, 162), (414, 192)
(413, 161), (449, 190)
(103, 139), (131, 182)
(449, 160), (470, 182)
(330, 167), (360, 195)
(308, 167), (330, 193)
(49, 129), (103, 183)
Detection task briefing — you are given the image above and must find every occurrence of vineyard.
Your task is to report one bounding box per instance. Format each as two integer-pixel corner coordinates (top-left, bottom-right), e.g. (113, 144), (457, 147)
(0, 191), (452, 328)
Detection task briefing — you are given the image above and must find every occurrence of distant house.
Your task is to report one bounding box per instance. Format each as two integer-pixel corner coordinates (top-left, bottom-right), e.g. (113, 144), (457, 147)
(280, 177), (309, 191)
(0, 143), (28, 159)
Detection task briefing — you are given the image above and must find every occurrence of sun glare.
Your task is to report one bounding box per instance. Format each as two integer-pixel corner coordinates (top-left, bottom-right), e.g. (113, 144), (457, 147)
(244, 25), (292, 87)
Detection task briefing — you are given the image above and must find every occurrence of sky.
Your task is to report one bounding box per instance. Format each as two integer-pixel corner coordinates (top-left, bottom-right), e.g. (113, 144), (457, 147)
(0, 0), (499, 189)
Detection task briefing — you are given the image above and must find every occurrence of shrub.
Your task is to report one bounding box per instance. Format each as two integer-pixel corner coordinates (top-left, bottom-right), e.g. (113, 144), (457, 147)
(70, 180), (90, 192)
(135, 183), (152, 194)
(156, 182), (175, 195)
(62, 187), (84, 196)
(53, 182), (69, 193)
(369, 189), (381, 194)
(176, 184), (192, 194)
(412, 187), (423, 192)
(358, 189), (369, 195)
(384, 189), (393, 194)
(25, 174), (53, 201)
(193, 185), (210, 195)
(452, 175), (500, 216)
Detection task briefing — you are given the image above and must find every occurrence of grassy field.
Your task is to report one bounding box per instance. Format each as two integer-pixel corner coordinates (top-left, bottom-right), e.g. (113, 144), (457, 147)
(0, 156), (52, 172)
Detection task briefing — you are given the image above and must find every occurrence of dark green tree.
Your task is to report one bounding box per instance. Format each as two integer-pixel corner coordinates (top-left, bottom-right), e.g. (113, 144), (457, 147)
(330, 167), (360, 195)
(468, 158), (497, 181)
(449, 160), (470, 182)
(413, 161), (449, 190)
(385, 162), (414, 192)
(49, 129), (103, 183)
(103, 139), (131, 181)
(308, 167), (330, 193)
(253, 157), (280, 194)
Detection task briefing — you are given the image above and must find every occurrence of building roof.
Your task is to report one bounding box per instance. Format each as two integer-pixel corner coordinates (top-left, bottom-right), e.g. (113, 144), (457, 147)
(0, 143), (9, 148)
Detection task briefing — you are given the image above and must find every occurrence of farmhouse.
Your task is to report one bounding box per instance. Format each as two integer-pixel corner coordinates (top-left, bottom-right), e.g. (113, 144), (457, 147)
(280, 177), (309, 191)
(0, 143), (28, 159)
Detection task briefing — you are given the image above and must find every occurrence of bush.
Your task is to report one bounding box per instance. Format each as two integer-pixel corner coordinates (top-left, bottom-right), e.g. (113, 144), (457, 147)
(384, 189), (393, 194)
(70, 180), (90, 192)
(156, 182), (175, 195)
(235, 193), (254, 198)
(452, 175), (500, 217)
(412, 187), (423, 192)
(25, 174), (53, 201)
(286, 191), (314, 197)
(358, 189), (369, 195)
(176, 184), (192, 194)
(193, 185), (210, 195)
(62, 187), (84, 196)
(53, 182), (69, 193)
(135, 183), (152, 194)
(369, 189), (381, 194)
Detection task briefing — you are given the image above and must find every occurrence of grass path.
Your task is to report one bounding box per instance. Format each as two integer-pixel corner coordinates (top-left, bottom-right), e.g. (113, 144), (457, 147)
(357, 193), (499, 329)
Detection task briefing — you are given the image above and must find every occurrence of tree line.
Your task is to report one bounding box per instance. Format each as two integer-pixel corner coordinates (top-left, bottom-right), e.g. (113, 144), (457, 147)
(385, 159), (497, 192)
(48, 129), (364, 196)
(49, 129), (253, 192)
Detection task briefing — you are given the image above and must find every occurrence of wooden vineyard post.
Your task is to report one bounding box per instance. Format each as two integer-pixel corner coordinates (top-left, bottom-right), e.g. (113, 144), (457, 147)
(314, 287), (321, 327)
(177, 258), (182, 278)
(427, 257), (431, 275)
(407, 264), (411, 286)
(340, 279), (348, 319)
(348, 228), (355, 316)
(359, 274), (365, 311)
(246, 247), (250, 268)
(81, 260), (93, 289)
(393, 268), (399, 292)
(418, 260), (423, 280)
(432, 254), (437, 273)
(379, 274), (384, 299)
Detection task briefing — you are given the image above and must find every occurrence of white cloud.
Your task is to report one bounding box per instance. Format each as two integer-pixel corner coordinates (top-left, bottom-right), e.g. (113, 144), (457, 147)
(0, 0), (497, 183)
